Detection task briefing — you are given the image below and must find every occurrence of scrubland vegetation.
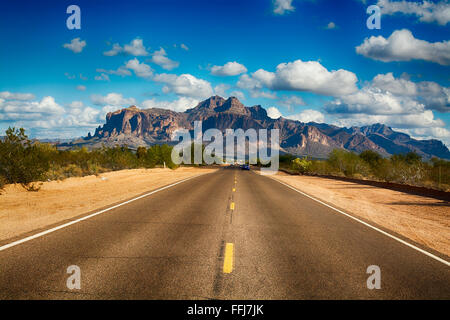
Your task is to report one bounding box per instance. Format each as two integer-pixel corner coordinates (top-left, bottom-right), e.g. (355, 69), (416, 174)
(0, 127), (177, 191)
(286, 149), (450, 191)
(1, 127), (449, 192)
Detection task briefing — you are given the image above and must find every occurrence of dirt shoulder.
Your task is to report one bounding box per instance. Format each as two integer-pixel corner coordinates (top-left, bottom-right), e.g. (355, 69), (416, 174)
(0, 167), (216, 242)
(269, 172), (450, 258)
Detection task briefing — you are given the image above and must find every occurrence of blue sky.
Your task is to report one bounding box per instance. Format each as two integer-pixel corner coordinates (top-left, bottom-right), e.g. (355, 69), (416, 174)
(0, 0), (449, 145)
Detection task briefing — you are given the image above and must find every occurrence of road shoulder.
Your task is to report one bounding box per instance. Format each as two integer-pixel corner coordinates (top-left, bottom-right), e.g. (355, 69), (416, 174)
(266, 172), (450, 258)
(0, 167), (216, 243)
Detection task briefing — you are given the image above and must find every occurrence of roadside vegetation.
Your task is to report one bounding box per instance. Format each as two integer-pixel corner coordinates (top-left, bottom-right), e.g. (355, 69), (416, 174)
(1, 127), (449, 192)
(0, 127), (177, 192)
(286, 149), (450, 192)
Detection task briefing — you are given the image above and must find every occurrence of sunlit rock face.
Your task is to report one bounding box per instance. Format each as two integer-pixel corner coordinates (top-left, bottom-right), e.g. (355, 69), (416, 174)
(80, 96), (450, 159)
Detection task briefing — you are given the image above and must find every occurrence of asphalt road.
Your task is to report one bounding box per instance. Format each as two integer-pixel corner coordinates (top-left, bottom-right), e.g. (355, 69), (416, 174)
(0, 168), (449, 299)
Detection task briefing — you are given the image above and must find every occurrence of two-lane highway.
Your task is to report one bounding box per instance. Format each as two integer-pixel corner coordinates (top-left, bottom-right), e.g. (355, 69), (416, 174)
(0, 168), (449, 299)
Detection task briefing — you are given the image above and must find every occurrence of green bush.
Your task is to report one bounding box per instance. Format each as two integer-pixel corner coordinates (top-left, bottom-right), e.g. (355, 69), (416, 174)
(327, 149), (370, 177)
(0, 127), (50, 187)
(145, 144), (178, 169)
(296, 149), (449, 191)
(291, 157), (312, 174)
(0, 127), (180, 192)
(430, 157), (450, 188)
(388, 152), (426, 185)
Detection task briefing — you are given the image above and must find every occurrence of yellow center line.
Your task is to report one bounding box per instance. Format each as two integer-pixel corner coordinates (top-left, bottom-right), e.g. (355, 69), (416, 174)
(223, 243), (234, 273)
(230, 202), (235, 210)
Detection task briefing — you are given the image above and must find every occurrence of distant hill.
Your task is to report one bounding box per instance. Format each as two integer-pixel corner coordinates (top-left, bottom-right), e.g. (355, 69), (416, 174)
(60, 96), (450, 159)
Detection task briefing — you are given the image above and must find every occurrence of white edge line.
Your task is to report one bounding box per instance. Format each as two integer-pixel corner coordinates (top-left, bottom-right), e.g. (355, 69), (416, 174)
(0, 174), (202, 252)
(272, 178), (450, 267)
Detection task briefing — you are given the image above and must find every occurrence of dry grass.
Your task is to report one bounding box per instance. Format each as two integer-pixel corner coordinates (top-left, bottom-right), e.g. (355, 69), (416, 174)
(0, 167), (216, 242)
(270, 172), (450, 257)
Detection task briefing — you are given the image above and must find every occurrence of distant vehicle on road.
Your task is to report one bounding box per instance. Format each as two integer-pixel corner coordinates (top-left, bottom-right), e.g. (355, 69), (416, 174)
(240, 164), (250, 170)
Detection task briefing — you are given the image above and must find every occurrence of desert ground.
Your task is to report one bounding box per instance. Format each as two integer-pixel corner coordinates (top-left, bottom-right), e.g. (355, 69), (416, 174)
(0, 167), (216, 242)
(270, 172), (450, 257)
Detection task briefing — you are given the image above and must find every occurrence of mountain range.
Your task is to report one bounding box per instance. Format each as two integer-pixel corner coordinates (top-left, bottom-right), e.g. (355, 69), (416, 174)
(62, 96), (450, 159)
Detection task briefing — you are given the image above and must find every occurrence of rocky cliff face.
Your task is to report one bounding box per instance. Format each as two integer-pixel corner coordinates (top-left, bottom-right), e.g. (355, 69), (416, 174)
(94, 106), (189, 142)
(73, 96), (449, 159)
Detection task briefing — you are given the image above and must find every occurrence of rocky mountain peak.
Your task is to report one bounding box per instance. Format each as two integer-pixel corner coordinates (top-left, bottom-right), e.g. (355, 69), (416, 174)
(78, 96), (449, 159)
(361, 123), (394, 136)
(215, 96), (247, 113)
(191, 95), (226, 111)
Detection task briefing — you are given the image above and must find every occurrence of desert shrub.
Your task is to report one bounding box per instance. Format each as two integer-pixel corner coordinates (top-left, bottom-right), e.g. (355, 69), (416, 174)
(359, 150), (391, 180)
(146, 145), (163, 167)
(161, 144), (177, 169)
(291, 157), (312, 174)
(136, 146), (148, 166)
(327, 149), (370, 177)
(429, 158), (450, 188)
(145, 144), (177, 169)
(62, 164), (84, 178)
(85, 160), (104, 176)
(388, 152), (426, 185)
(359, 150), (382, 167)
(278, 154), (296, 169)
(368, 158), (392, 182)
(0, 127), (50, 187)
(99, 145), (139, 170)
(0, 127), (182, 192)
(308, 160), (331, 175)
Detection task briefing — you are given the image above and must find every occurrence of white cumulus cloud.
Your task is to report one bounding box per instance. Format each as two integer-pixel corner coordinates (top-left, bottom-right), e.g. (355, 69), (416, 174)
(153, 73), (213, 99)
(266, 106), (325, 123)
(371, 73), (449, 112)
(267, 107), (283, 119)
(273, 0), (295, 15)
(63, 38), (86, 53)
(151, 48), (179, 70)
(141, 97), (199, 112)
(288, 109), (325, 123)
(0, 91), (35, 101)
(125, 58), (153, 79)
(211, 62), (248, 76)
(91, 93), (136, 107)
(325, 72), (449, 141)
(377, 0), (450, 25)
(103, 38), (149, 56)
(356, 29), (450, 65)
(96, 66), (132, 77)
(326, 22), (336, 29)
(94, 73), (110, 81)
(238, 59), (358, 96)
(278, 95), (306, 109)
(0, 96), (65, 122)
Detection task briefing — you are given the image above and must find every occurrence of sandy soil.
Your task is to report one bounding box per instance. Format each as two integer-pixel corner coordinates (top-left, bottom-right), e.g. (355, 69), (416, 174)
(270, 173), (450, 257)
(0, 167), (215, 242)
